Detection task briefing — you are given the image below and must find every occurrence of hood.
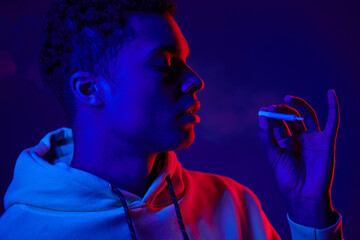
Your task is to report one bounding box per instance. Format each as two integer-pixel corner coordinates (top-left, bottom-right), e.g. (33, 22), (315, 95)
(4, 127), (185, 212)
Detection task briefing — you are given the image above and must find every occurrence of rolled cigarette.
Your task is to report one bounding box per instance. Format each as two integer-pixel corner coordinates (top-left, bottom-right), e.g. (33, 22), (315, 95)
(258, 110), (304, 121)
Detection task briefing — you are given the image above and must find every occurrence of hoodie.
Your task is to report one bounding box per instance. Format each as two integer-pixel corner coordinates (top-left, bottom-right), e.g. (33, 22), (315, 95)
(0, 127), (343, 239)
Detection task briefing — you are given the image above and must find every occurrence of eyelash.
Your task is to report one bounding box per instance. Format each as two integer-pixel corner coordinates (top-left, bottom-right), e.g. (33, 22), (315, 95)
(154, 65), (178, 73)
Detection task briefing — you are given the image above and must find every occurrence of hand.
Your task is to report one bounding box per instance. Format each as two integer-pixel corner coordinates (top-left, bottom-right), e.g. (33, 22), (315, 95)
(258, 89), (340, 228)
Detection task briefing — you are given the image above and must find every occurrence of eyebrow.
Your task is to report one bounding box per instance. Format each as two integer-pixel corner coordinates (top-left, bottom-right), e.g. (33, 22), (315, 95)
(147, 44), (190, 59)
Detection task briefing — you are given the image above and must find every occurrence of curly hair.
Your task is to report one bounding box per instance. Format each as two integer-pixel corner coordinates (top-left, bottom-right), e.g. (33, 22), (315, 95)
(39, 0), (177, 123)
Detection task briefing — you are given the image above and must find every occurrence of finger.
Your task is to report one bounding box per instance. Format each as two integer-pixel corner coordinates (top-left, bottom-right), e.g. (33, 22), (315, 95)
(267, 105), (291, 141)
(258, 106), (282, 160)
(284, 95), (321, 132)
(324, 89), (340, 137)
(276, 104), (307, 135)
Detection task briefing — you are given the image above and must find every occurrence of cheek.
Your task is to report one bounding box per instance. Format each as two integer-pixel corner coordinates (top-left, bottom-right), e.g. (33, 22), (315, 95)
(106, 90), (171, 136)
(106, 70), (178, 135)
(103, 88), (143, 133)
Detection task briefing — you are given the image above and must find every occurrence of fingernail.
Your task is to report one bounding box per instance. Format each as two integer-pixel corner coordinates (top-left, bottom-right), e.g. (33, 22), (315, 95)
(259, 106), (267, 112)
(284, 95), (293, 103)
(268, 105), (277, 111)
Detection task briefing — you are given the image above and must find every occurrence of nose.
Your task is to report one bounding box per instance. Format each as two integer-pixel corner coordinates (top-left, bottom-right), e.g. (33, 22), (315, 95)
(181, 66), (205, 94)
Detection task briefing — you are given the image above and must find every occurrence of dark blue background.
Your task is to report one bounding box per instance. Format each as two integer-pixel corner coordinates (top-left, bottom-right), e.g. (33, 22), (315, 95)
(1, 0), (359, 238)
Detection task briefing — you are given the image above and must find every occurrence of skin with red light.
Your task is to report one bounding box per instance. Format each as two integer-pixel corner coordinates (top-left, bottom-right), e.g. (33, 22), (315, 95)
(68, 8), (339, 230)
(69, 12), (204, 197)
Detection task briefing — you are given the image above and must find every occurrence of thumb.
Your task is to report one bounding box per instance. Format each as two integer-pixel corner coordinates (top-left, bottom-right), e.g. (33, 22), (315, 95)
(324, 89), (340, 138)
(258, 107), (282, 165)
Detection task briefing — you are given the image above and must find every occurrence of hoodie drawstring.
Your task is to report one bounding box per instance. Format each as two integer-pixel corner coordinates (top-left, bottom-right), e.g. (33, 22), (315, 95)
(111, 185), (137, 240)
(111, 175), (189, 240)
(166, 175), (189, 240)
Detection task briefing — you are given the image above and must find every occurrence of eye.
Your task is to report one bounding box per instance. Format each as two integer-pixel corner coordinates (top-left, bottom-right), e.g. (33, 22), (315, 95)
(153, 65), (178, 73)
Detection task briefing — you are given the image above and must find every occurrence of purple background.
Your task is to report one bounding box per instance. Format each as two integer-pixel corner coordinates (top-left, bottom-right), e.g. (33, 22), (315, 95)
(1, 0), (359, 238)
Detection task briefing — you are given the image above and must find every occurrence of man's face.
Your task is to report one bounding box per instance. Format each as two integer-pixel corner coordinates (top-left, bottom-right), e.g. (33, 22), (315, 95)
(103, 12), (204, 153)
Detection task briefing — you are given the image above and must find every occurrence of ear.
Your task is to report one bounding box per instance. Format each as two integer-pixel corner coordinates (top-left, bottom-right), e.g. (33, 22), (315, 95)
(69, 71), (104, 107)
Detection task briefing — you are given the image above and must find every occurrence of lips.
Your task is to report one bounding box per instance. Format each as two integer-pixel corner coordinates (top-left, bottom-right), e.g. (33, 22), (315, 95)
(179, 101), (201, 116)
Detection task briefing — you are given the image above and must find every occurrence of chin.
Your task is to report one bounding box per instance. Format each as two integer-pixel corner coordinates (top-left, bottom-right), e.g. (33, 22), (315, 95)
(172, 126), (196, 151)
(155, 123), (197, 152)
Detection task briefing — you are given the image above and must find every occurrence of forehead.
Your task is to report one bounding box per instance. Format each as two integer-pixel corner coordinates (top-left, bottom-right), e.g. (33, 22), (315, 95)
(124, 12), (189, 58)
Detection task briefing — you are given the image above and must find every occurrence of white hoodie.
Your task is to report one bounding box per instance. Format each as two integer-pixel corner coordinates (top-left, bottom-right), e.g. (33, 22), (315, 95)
(0, 127), (343, 239)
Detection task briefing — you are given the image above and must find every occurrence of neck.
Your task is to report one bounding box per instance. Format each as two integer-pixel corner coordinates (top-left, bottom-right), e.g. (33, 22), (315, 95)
(70, 126), (164, 198)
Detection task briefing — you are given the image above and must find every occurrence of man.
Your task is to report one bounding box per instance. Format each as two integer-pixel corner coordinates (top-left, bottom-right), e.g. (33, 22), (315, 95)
(0, 0), (343, 239)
